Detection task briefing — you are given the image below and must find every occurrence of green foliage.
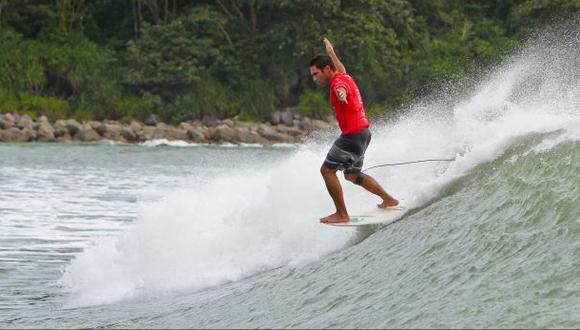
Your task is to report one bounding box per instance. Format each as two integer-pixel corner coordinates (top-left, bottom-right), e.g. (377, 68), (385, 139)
(115, 92), (161, 123)
(122, 8), (236, 122)
(163, 77), (231, 124)
(236, 79), (275, 121)
(0, 89), (20, 114)
(124, 20), (208, 94)
(18, 93), (69, 119)
(0, 29), (44, 92)
(2, 0), (57, 38)
(297, 90), (329, 119)
(510, 0), (580, 37)
(0, 0), (575, 123)
(0, 89), (69, 120)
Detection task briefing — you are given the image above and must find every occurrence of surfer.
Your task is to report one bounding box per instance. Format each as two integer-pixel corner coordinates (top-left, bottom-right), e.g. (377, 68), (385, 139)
(310, 38), (399, 224)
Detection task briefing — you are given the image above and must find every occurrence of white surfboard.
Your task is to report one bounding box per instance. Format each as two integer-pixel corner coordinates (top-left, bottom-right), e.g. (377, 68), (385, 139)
(326, 205), (407, 227)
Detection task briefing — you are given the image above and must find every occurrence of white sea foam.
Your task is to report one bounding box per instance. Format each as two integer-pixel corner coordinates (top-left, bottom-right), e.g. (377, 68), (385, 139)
(140, 139), (208, 147)
(61, 145), (355, 306)
(138, 139), (300, 149)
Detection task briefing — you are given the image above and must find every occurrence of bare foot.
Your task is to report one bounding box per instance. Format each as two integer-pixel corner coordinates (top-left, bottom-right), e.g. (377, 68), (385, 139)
(320, 212), (349, 224)
(377, 197), (399, 209)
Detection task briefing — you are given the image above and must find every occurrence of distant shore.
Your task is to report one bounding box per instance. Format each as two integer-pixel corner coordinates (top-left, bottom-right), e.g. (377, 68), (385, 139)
(0, 109), (336, 145)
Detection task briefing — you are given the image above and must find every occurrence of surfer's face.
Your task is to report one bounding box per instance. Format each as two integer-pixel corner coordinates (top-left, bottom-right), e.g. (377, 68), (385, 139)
(310, 65), (332, 86)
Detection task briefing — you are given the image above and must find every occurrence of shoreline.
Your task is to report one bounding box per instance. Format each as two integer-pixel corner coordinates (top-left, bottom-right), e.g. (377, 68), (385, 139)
(0, 110), (336, 145)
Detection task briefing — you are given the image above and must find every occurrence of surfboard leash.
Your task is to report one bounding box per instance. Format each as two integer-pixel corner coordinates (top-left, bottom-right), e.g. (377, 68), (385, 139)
(362, 158), (455, 172)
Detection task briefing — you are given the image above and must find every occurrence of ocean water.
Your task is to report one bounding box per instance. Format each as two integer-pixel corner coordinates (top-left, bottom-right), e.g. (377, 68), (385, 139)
(1, 28), (580, 328)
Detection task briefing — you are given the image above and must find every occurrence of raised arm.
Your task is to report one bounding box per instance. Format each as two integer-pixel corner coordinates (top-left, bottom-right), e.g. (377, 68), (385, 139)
(323, 38), (348, 103)
(323, 38), (346, 74)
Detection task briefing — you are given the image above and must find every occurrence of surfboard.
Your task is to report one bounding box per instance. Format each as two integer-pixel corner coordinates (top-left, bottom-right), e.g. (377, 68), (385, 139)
(325, 205), (407, 227)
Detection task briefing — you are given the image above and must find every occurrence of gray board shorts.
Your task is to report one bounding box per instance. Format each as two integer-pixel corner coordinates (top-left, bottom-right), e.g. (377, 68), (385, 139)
(323, 128), (371, 174)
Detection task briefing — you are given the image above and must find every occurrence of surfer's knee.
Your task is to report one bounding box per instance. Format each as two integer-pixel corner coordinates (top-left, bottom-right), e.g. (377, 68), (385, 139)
(320, 164), (337, 176)
(345, 172), (365, 185)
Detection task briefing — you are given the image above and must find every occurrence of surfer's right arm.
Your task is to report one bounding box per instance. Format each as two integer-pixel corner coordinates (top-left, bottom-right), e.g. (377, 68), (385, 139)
(323, 38), (346, 74)
(323, 38), (348, 103)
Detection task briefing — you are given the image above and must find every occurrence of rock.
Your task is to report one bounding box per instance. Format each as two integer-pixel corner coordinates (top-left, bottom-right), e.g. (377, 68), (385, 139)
(216, 124), (240, 143)
(152, 126), (170, 139)
(164, 127), (188, 140)
(281, 108), (295, 126)
(284, 135), (297, 143)
(56, 135), (72, 143)
(88, 121), (102, 130)
(202, 115), (220, 127)
(55, 120), (67, 129)
(0, 113), (322, 144)
(312, 119), (331, 130)
(207, 125), (241, 143)
(103, 119), (121, 126)
(269, 110), (282, 125)
(37, 123), (55, 142)
(191, 119), (203, 127)
(238, 127), (268, 144)
(17, 114), (33, 130)
(36, 116), (50, 124)
(257, 124), (289, 142)
(65, 119), (81, 136)
(0, 127), (28, 142)
(234, 121), (252, 129)
(186, 127), (206, 143)
(77, 126), (101, 142)
(101, 124), (124, 140)
(299, 117), (313, 131)
(23, 128), (37, 141)
(144, 114), (160, 126)
(221, 119), (235, 127)
(1, 113), (15, 122)
(178, 122), (192, 130)
(121, 127), (138, 142)
(276, 125), (303, 137)
(130, 121), (143, 133)
(256, 123), (275, 136)
(137, 126), (156, 141)
(33, 116), (49, 130)
(208, 127), (219, 141)
(54, 127), (69, 138)
(0, 117), (14, 129)
(95, 124), (108, 136)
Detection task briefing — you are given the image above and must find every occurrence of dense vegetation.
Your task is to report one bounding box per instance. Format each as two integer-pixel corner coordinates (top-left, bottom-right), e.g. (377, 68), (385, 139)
(0, 0), (578, 124)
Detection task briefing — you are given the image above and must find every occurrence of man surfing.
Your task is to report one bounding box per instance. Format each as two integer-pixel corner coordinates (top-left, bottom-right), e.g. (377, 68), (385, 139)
(309, 38), (399, 224)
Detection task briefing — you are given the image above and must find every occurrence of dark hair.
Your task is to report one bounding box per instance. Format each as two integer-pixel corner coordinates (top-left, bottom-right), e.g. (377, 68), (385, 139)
(310, 55), (335, 71)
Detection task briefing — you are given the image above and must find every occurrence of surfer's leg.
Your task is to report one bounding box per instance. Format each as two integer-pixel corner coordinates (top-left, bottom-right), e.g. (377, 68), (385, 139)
(344, 172), (399, 208)
(320, 165), (349, 223)
(344, 129), (398, 208)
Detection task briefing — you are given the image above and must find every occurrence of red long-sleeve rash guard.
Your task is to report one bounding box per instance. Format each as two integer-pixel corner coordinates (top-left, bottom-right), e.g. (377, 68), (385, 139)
(329, 72), (370, 135)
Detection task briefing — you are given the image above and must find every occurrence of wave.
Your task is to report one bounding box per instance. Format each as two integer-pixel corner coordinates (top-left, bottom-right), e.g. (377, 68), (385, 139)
(60, 24), (580, 308)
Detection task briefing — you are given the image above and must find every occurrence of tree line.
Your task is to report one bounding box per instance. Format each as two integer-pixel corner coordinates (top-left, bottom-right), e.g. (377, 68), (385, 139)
(0, 0), (578, 124)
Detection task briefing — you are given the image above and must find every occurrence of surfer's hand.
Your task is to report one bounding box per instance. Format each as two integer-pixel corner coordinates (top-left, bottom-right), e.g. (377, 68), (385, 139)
(323, 38), (334, 54)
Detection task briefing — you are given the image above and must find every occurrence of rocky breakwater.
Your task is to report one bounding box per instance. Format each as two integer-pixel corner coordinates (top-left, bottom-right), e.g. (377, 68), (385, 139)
(0, 109), (334, 145)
